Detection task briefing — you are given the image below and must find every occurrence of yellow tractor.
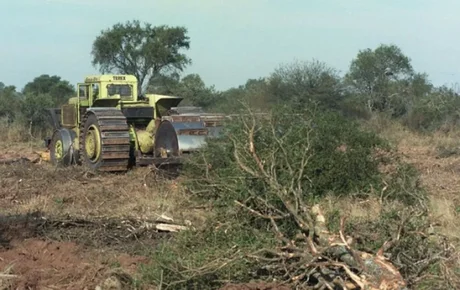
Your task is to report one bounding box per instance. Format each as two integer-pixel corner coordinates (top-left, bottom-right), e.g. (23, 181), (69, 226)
(45, 74), (224, 172)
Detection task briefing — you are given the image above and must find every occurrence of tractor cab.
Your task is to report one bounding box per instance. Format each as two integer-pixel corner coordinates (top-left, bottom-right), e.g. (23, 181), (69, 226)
(76, 75), (139, 108)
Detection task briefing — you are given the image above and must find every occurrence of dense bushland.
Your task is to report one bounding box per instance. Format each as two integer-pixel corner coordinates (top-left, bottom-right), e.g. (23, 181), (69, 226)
(0, 75), (74, 141)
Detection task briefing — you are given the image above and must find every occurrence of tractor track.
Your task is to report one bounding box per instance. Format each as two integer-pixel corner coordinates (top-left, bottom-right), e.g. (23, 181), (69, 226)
(79, 109), (131, 172)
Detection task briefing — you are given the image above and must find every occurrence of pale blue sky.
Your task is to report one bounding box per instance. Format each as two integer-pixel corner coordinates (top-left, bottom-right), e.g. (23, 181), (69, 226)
(1, 0), (459, 91)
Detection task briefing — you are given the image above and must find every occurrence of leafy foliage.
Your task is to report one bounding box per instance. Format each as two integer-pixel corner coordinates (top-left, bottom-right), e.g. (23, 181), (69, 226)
(345, 44), (416, 113)
(22, 74), (75, 106)
(0, 85), (22, 124)
(404, 86), (460, 131)
(148, 73), (218, 108)
(267, 59), (344, 110)
(20, 93), (55, 136)
(0, 75), (75, 140)
(345, 44), (413, 95)
(183, 104), (419, 204)
(91, 20), (191, 93)
(210, 78), (271, 114)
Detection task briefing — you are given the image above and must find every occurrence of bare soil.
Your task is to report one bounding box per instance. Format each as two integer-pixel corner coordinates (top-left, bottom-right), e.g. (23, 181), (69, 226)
(0, 239), (148, 289)
(0, 206), (168, 289)
(392, 130), (460, 243)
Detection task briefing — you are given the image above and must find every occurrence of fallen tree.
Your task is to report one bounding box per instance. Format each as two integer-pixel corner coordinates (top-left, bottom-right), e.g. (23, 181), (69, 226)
(224, 108), (408, 289)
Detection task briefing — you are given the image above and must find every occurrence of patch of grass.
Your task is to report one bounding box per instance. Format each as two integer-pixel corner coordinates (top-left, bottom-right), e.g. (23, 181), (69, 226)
(141, 221), (275, 289)
(436, 146), (460, 158)
(375, 122), (460, 245)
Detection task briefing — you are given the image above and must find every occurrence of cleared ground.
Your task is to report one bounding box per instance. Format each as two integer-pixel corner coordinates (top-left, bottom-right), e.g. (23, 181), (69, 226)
(378, 123), (460, 245)
(0, 142), (207, 289)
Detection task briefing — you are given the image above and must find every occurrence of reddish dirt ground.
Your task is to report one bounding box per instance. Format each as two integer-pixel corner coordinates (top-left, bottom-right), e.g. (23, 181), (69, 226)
(0, 238), (148, 289)
(0, 209), (153, 289)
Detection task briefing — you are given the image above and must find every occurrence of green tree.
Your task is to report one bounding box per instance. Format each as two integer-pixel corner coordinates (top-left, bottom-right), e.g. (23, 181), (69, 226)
(91, 20), (191, 94)
(147, 72), (181, 95)
(267, 59), (344, 110)
(23, 74), (75, 106)
(213, 78), (271, 114)
(0, 84), (21, 123)
(20, 93), (54, 136)
(407, 73), (433, 98)
(345, 44), (414, 112)
(382, 72), (433, 118)
(175, 74), (217, 108)
(148, 73), (218, 109)
(405, 85), (460, 131)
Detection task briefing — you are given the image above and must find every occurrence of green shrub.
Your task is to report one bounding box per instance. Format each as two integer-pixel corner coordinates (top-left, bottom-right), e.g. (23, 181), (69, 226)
(141, 221), (274, 289)
(404, 87), (460, 132)
(183, 104), (421, 204)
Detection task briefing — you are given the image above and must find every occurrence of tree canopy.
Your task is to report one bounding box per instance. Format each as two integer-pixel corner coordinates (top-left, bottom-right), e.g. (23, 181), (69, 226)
(22, 74), (75, 106)
(0, 84), (20, 123)
(267, 59), (344, 110)
(345, 44), (414, 94)
(344, 44), (416, 112)
(147, 73), (218, 108)
(91, 20), (191, 94)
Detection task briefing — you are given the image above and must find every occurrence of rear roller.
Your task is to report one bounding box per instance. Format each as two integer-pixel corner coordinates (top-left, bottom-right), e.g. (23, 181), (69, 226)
(151, 116), (223, 176)
(154, 120), (179, 158)
(79, 109), (131, 172)
(155, 115), (224, 156)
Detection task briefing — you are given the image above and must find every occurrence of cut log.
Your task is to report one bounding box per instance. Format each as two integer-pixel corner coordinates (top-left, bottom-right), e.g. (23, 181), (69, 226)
(155, 223), (188, 232)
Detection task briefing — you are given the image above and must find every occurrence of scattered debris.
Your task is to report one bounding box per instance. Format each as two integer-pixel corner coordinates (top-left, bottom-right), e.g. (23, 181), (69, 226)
(0, 150), (49, 165)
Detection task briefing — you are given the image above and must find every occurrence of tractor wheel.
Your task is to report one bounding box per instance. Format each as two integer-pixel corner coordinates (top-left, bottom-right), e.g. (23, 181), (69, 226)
(79, 110), (131, 172)
(50, 128), (76, 167)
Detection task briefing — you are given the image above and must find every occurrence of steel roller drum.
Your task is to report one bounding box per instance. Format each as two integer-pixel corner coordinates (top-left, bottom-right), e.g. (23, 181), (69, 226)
(154, 113), (225, 158)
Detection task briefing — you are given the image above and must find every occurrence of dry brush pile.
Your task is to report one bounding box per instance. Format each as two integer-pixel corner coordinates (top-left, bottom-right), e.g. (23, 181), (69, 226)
(143, 105), (459, 289)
